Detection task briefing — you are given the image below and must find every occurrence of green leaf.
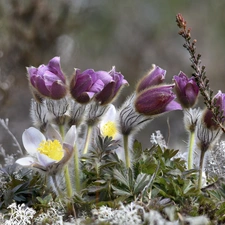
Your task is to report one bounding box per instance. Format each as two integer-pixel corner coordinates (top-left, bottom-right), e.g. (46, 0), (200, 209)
(111, 185), (131, 197)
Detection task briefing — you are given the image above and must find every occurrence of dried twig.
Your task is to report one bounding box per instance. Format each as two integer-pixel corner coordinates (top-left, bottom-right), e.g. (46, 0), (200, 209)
(176, 13), (225, 132)
(0, 118), (23, 155)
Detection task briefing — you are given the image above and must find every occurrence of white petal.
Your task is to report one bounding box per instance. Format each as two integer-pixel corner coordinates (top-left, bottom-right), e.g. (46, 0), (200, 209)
(22, 127), (46, 155)
(64, 125), (77, 146)
(100, 104), (117, 128)
(46, 124), (62, 142)
(37, 152), (56, 167)
(16, 157), (35, 166)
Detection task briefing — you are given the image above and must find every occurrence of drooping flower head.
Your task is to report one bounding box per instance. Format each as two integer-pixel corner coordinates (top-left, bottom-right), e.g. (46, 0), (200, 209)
(70, 69), (112, 104)
(95, 66), (129, 105)
(16, 125), (76, 175)
(173, 71), (199, 108)
(135, 84), (182, 117)
(136, 64), (166, 93)
(27, 57), (67, 100)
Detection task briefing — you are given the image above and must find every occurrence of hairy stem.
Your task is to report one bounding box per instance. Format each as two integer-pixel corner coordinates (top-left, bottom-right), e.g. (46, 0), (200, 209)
(188, 131), (195, 170)
(83, 125), (93, 154)
(123, 134), (131, 168)
(198, 150), (206, 191)
(74, 144), (81, 193)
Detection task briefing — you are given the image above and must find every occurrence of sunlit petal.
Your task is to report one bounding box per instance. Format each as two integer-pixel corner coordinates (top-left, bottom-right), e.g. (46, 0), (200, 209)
(16, 157), (35, 166)
(22, 127), (45, 155)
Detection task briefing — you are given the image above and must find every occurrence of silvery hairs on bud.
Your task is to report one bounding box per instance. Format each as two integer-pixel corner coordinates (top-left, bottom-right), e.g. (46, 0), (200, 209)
(30, 99), (48, 132)
(85, 101), (110, 126)
(196, 118), (222, 153)
(68, 99), (86, 127)
(118, 93), (152, 136)
(46, 97), (69, 126)
(183, 108), (201, 133)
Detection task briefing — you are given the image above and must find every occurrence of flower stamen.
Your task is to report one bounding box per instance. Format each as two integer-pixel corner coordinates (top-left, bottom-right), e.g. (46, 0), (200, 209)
(102, 121), (117, 139)
(38, 140), (63, 161)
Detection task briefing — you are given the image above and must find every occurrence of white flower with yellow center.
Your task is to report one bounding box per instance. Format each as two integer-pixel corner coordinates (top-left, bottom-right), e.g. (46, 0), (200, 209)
(16, 125), (76, 175)
(99, 104), (120, 140)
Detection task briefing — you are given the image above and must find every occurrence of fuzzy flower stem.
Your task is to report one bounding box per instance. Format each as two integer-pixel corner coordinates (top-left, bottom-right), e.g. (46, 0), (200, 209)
(59, 125), (74, 211)
(59, 125), (65, 140)
(64, 166), (73, 197)
(123, 134), (131, 168)
(74, 144), (81, 193)
(51, 175), (63, 197)
(83, 125), (93, 154)
(198, 150), (206, 191)
(188, 131), (195, 170)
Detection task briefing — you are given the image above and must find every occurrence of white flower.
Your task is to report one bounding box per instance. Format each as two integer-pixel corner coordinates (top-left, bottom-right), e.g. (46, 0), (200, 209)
(99, 104), (121, 140)
(16, 125), (76, 175)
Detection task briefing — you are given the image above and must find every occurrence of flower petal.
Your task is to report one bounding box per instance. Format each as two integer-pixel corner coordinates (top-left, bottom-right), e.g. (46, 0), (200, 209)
(35, 76), (51, 97)
(48, 56), (65, 82)
(22, 127), (46, 155)
(46, 125), (62, 143)
(16, 157), (35, 166)
(137, 65), (166, 92)
(64, 125), (77, 146)
(50, 80), (67, 99)
(37, 152), (56, 167)
(101, 104), (117, 124)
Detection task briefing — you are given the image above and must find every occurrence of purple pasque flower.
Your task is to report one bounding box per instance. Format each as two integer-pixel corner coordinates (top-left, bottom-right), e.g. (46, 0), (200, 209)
(136, 65), (166, 93)
(173, 71), (199, 108)
(202, 90), (225, 129)
(135, 84), (182, 116)
(16, 125), (76, 175)
(95, 66), (129, 105)
(70, 69), (112, 103)
(27, 57), (67, 100)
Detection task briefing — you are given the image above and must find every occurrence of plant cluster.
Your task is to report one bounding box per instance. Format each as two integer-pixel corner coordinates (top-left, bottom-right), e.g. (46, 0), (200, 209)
(1, 14), (225, 224)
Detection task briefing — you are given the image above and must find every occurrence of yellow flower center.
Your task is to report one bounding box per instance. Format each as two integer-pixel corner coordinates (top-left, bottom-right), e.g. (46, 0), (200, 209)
(102, 121), (117, 139)
(37, 140), (64, 161)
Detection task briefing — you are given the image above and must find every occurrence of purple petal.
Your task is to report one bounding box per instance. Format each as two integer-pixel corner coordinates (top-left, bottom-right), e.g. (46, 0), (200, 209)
(71, 73), (92, 97)
(95, 71), (112, 84)
(135, 85), (176, 116)
(95, 82), (115, 105)
(174, 71), (199, 108)
(75, 92), (93, 103)
(47, 56), (65, 82)
(43, 71), (59, 85)
(164, 100), (182, 112)
(90, 79), (105, 92)
(50, 81), (67, 99)
(27, 67), (38, 78)
(35, 76), (51, 97)
(137, 65), (166, 92)
(37, 65), (48, 77)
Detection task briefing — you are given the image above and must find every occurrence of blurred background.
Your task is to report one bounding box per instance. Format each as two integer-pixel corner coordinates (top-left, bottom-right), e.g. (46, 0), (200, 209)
(1, 0), (225, 157)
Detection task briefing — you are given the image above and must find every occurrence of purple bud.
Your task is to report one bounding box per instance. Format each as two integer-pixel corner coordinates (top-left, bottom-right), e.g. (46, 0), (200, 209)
(173, 71), (199, 108)
(95, 66), (129, 105)
(70, 69), (112, 103)
(136, 65), (166, 93)
(203, 91), (225, 129)
(27, 57), (67, 100)
(135, 85), (182, 116)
